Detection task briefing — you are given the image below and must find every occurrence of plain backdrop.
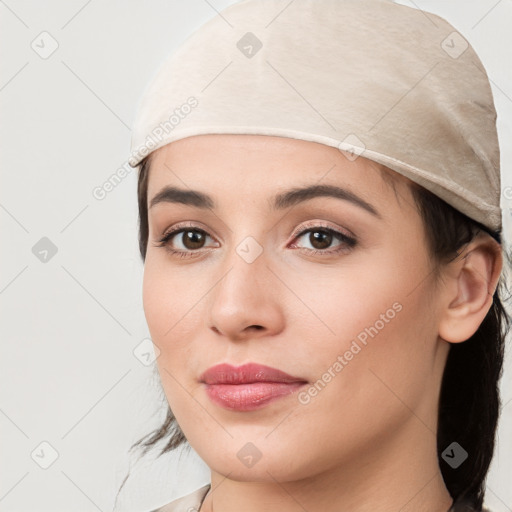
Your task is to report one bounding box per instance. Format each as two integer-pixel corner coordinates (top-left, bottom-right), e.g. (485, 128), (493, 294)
(1, 0), (511, 511)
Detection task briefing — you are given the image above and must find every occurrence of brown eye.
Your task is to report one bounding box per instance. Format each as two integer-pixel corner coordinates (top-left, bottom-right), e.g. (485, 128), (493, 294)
(291, 225), (357, 255)
(180, 230), (207, 250)
(157, 227), (215, 253)
(308, 230), (333, 250)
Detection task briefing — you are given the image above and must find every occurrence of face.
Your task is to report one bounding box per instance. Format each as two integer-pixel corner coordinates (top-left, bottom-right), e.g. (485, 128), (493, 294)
(142, 134), (449, 482)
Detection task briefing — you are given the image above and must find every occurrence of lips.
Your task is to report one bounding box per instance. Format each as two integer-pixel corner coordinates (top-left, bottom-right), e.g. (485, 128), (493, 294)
(200, 363), (308, 411)
(200, 363), (306, 385)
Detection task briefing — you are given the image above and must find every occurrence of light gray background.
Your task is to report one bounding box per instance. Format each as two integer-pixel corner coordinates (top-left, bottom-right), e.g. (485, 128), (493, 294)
(1, 1), (511, 511)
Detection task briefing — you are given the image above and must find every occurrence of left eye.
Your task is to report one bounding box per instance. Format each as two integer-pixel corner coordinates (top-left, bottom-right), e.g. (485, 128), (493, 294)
(291, 227), (357, 253)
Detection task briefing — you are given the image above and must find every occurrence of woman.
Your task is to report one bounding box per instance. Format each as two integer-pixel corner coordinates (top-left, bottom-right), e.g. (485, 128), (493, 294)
(122, 0), (511, 510)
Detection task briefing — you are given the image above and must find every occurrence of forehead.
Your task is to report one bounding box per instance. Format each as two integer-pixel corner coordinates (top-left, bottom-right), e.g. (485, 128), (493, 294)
(145, 134), (411, 209)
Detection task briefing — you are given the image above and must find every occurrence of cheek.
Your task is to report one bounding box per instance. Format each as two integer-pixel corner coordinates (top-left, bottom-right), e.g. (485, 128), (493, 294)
(288, 259), (438, 439)
(257, 286), (434, 477)
(287, 244), (437, 398)
(142, 252), (214, 404)
(142, 256), (203, 405)
(142, 252), (200, 341)
(142, 257), (170, 339)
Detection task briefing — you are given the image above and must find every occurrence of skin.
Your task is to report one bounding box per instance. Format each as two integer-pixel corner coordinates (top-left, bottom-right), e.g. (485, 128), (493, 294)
(142, 134), (502, 512)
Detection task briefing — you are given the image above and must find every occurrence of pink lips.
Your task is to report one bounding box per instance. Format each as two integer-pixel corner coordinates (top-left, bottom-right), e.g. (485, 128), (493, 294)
(200, 363), (308, 411)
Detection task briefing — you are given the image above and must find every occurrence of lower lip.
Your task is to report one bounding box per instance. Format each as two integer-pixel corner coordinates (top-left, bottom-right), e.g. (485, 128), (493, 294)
(204, 382), (306, 411)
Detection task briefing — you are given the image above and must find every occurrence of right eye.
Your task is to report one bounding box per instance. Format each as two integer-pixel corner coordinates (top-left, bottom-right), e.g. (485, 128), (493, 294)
(155, 224), (220, 258)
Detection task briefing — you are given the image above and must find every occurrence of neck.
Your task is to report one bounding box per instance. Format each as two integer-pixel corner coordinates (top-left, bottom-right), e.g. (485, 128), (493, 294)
(200, 417), (453, 512)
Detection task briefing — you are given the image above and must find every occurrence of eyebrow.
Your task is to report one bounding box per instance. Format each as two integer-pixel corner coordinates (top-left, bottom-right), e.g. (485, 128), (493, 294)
(149, 184), (381, 218)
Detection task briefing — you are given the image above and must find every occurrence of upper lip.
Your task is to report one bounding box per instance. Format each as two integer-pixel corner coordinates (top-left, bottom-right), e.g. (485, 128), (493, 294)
(200, 363), (307, 385)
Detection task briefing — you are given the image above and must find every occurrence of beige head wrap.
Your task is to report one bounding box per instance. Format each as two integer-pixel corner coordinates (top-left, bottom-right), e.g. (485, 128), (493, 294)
(130, 0), (502, 232)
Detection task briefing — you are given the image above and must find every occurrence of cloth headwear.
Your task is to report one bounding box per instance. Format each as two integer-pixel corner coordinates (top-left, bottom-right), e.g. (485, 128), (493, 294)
(130, 0), (502, 232)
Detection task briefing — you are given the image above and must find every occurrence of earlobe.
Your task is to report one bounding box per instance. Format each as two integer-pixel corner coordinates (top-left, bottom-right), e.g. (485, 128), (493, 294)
(438, 233), (502, 344)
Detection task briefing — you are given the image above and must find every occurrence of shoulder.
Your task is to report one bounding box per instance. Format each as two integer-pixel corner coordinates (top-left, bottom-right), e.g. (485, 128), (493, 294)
(150, 484), (211, 512)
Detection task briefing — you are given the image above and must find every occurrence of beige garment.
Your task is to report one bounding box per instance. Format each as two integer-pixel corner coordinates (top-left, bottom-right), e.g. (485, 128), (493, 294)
(130, 0), (502, 232)
(149, 484), (494, 511)
(151, 484), (210, 512)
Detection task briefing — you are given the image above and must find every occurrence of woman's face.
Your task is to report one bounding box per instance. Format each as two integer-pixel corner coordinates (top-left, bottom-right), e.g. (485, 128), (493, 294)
(143, 134), (449, 482)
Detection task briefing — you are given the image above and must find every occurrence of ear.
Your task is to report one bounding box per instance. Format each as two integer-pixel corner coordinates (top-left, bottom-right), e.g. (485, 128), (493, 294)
(438, 232), (503, 344)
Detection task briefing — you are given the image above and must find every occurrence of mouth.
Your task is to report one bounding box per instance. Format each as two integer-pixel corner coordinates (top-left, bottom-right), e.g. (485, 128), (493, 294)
(199, 362), (308, 411)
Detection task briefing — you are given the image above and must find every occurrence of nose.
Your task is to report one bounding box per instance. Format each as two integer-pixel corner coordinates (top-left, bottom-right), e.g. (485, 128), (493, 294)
(207, 247), (285, 342)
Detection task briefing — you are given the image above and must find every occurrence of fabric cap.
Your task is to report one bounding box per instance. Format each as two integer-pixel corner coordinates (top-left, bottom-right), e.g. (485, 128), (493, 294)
(130, 0), (502, 232)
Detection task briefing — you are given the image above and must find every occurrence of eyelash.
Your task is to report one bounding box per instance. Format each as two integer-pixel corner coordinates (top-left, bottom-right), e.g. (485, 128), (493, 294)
(155, 222), (357, 259)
